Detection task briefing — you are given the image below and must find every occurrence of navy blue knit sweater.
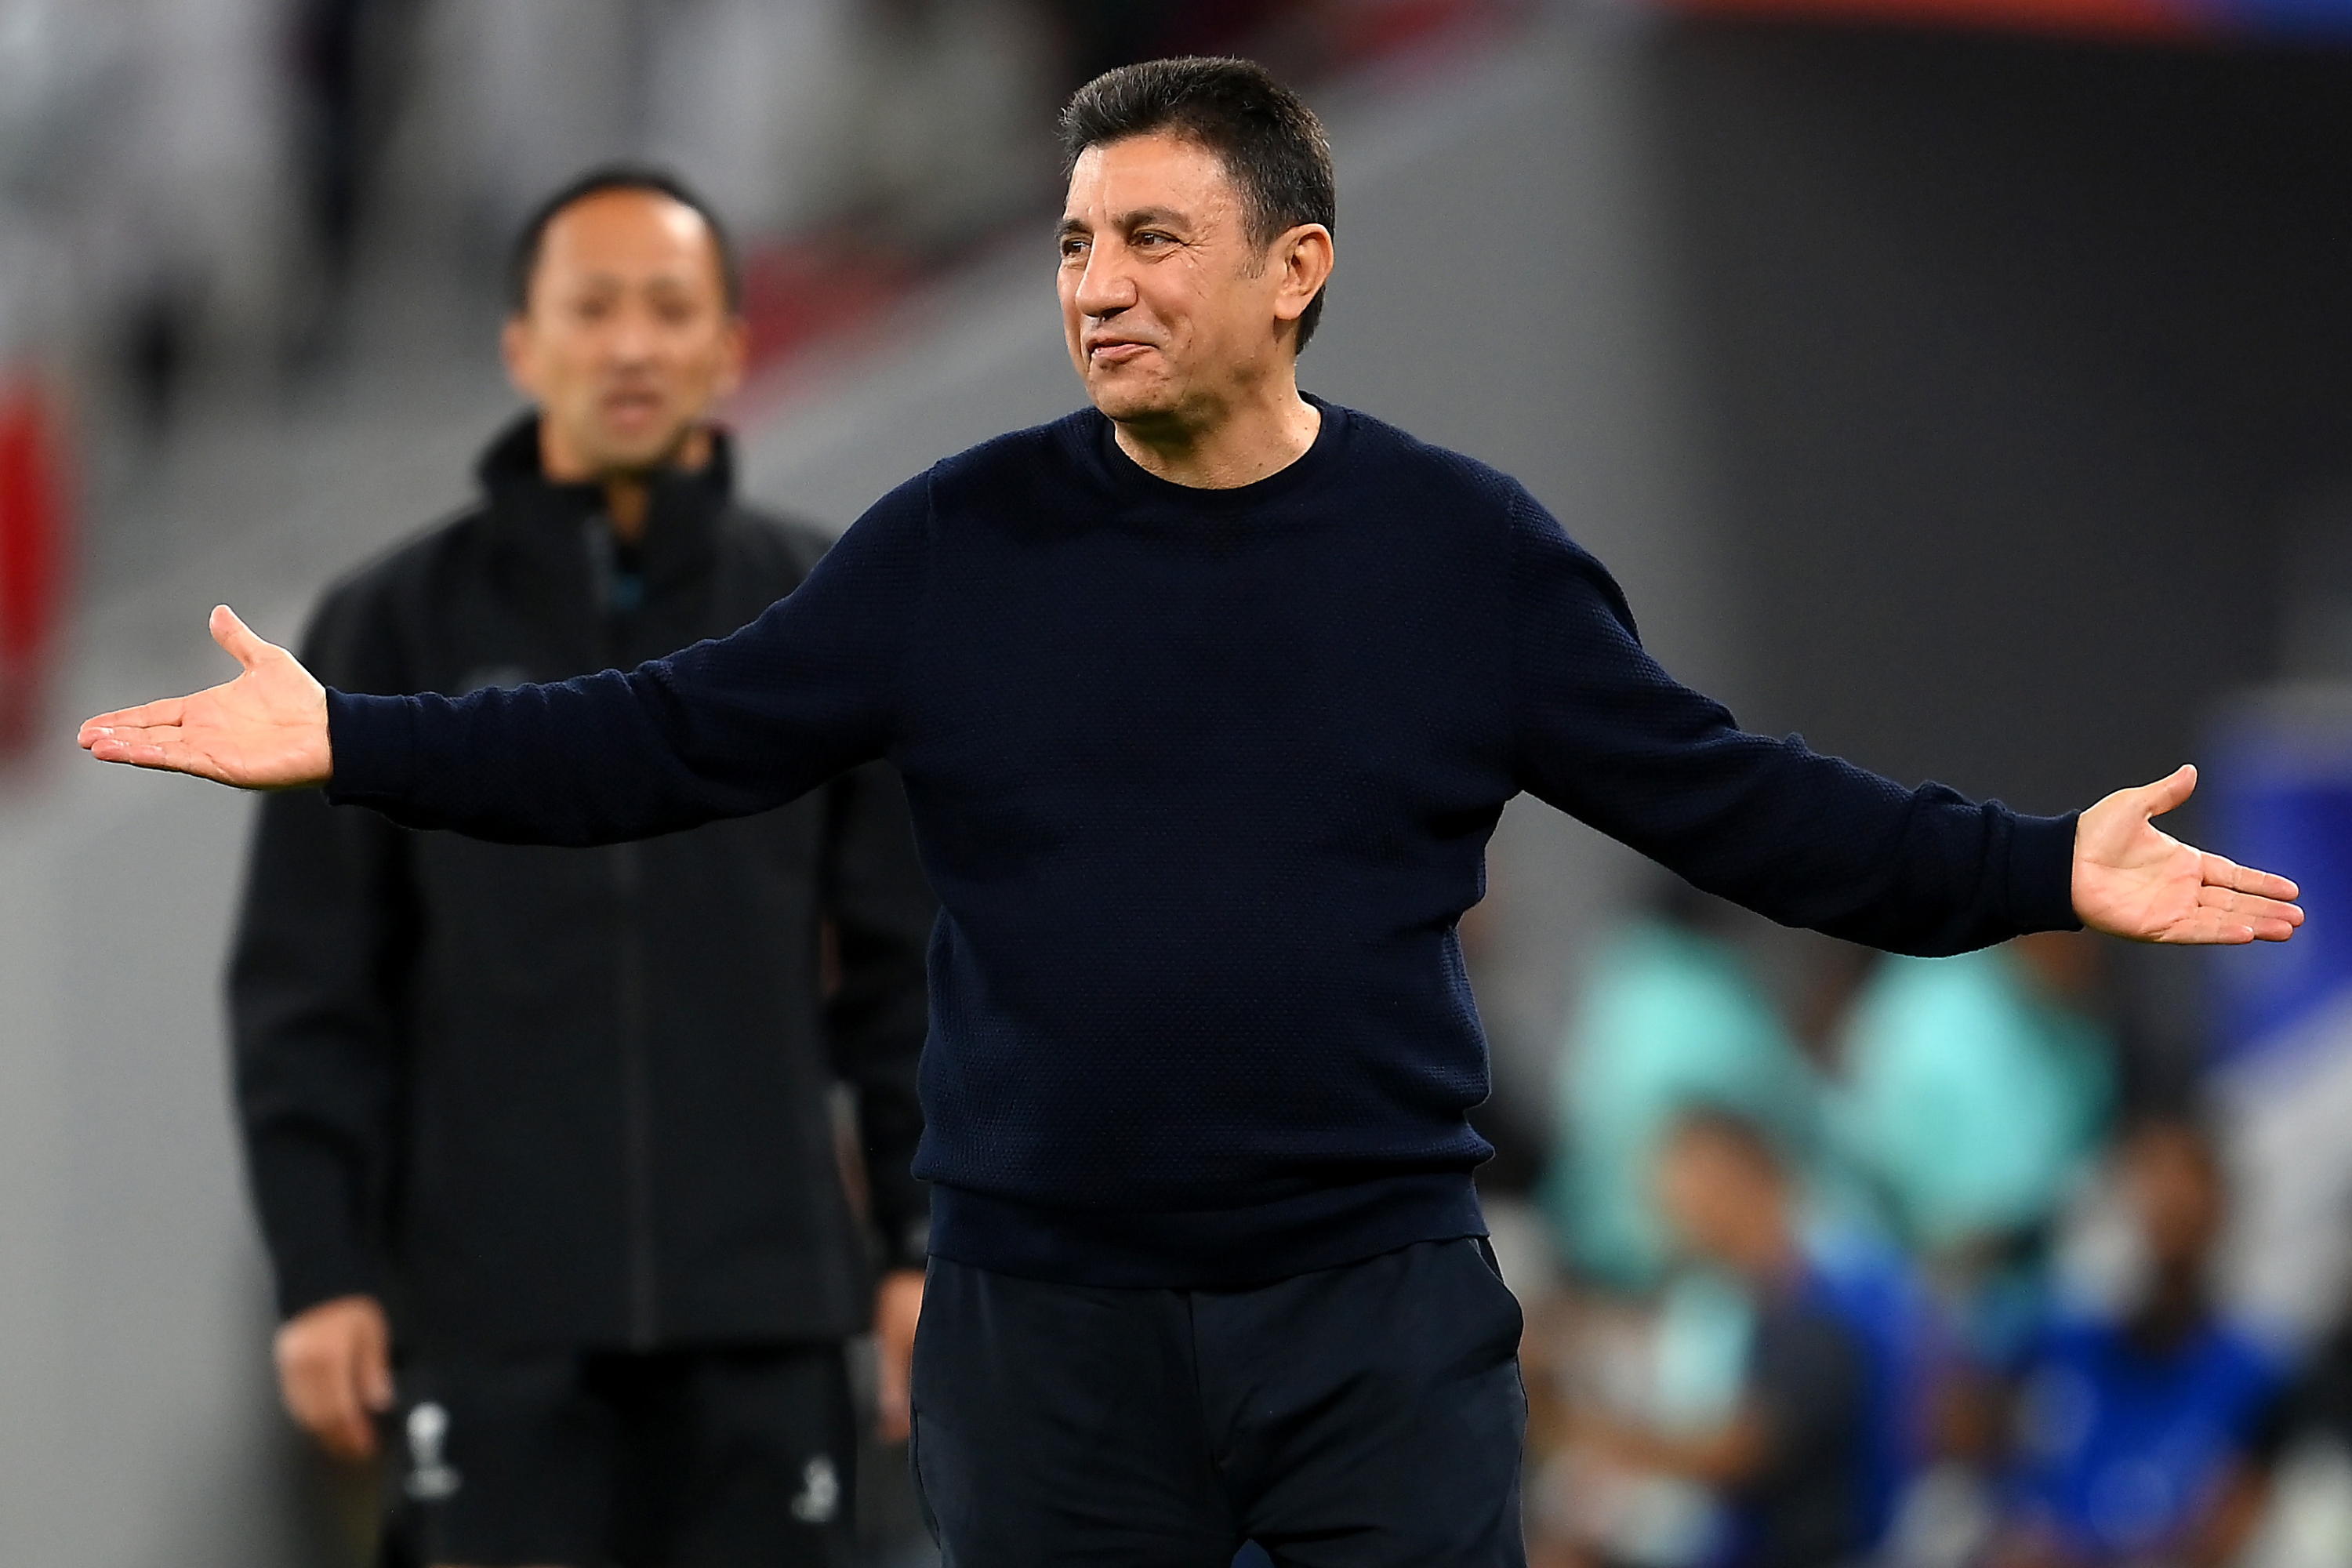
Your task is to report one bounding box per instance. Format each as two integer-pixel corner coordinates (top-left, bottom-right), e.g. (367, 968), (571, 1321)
(325, 400), (2081, 1287)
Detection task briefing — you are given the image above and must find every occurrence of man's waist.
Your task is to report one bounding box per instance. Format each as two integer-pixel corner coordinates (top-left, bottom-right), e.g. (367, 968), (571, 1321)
(926, 1171), (1486, 1290)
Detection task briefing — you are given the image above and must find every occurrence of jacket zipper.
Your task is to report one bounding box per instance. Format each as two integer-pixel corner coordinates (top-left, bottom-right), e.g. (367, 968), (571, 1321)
(613, 837), (657, 1348)
(597, 518), (660, 1348)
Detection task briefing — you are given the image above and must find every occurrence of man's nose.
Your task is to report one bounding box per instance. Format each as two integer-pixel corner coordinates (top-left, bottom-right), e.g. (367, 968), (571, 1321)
(1072, 248), (1136, 319)
(606, 307), (662, 361)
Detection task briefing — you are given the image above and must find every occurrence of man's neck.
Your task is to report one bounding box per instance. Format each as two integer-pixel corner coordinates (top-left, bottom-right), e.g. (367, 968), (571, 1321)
(539, 422), (713, 546)
(1111, 376), (1321, 491)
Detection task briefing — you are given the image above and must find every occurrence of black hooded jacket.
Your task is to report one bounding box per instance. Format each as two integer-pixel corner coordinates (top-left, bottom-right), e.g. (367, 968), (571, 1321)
(228, 417), (936, 1350)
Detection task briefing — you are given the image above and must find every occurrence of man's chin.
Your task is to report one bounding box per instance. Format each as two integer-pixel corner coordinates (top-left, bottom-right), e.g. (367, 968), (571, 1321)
(1083, 376), (1179, 426)
(579, 425), (698, 476)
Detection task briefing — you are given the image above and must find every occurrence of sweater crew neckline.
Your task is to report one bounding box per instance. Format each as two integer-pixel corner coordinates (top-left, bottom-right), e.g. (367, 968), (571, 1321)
(1084, 394), (1351, 513)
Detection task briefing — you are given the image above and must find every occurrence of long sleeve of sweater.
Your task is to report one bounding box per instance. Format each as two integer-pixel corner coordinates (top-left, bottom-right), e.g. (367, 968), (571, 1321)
(325, 476), (931, 838)
(1504, 492), (2078, 956)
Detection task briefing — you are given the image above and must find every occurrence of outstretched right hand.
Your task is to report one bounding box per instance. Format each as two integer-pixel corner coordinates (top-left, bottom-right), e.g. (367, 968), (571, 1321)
(78, 605), (332, 789)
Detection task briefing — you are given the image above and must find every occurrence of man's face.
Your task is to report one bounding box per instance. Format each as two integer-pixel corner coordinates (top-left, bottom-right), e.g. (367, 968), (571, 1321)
(1657, 1126), (1787, 1276)
(502, 189), (746, 477)
(1057, 132), (1312, 430)
(2125, 1126), (2224, 1274)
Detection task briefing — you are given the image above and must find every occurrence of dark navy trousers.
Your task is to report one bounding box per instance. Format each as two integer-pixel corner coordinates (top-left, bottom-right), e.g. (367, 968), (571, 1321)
(909, 1237), (1528, 1567)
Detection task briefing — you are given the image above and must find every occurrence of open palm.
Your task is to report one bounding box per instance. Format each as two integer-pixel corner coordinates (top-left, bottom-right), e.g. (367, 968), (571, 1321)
(78, 606), (332, 789)
(2072, 765), (2301, 944)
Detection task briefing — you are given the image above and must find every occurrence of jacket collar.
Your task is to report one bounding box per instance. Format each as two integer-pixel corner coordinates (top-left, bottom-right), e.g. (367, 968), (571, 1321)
(474, 412), (734, 595)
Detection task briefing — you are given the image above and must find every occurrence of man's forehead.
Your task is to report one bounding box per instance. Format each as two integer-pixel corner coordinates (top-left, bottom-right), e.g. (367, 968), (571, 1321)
(1062, 133), (1237, 223)
(543, 190), (715, 267)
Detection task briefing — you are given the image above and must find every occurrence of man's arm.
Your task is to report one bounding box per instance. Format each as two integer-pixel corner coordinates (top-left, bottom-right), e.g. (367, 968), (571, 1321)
(81, 477), (935, 845)
(228, 593), (414, 1461)
(1506, 494), (2297, 951)
(818, 760), (938, 1442)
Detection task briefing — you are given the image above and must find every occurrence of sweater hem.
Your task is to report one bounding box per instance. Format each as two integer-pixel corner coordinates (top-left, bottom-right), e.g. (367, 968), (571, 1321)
(927, 1171), (1486, 1290)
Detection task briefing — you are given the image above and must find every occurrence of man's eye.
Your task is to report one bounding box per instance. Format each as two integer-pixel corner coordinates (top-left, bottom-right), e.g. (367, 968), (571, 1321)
(1059, 238), (1087, 260)
(1134, 232), (1172, 249)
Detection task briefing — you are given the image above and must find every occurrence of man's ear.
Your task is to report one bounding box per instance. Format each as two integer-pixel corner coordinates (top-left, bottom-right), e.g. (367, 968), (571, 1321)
(710, 313), (750, 403)
(1271, 223), (1334, 326)
(499, 314), (537, 401)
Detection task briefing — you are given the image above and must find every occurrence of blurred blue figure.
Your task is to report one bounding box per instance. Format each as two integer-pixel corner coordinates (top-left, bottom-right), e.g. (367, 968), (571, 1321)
(1803, 1222), (1940, 1550)
(1994, 1121), (2279, 1567)
(1542, 888), (1821, 1291)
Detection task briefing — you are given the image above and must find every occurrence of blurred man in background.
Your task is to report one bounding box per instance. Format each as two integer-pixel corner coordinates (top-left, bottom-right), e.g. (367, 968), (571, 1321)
(228, 165), (935, 1568)
(1565, 1107), (1894, 1568)
(1991, 1120), (2276, 1568)
(1539, 883), (1820, 1296)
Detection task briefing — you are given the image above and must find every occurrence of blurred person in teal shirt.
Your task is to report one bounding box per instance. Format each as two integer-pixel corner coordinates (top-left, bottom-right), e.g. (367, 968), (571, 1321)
(1541, 887), (1822, 1293)
(1830, 931), (2114, 1359)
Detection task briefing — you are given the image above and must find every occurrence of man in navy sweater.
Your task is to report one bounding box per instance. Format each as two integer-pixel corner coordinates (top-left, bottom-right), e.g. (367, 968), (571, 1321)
(84, 57), (2299, 1568)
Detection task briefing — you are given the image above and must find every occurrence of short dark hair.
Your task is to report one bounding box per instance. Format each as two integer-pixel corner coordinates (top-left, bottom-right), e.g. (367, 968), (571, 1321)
(1666, 1102), (1791, 1180)
(506, 163), (740, 314)
(1059, 57), (1336, 352)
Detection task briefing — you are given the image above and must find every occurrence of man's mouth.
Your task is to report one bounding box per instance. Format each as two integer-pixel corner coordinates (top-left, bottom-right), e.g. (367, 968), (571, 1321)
(1087, 339), (1153, 366)
(602, 390), (666, 423)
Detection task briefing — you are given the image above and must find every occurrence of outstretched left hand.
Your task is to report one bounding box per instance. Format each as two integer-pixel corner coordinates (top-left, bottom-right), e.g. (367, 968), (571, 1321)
(2074, 765), (2303, 944)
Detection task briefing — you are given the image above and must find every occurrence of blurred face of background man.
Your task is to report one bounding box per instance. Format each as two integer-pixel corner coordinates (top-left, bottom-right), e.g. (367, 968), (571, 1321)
(1058, 131), (1330, 437)
(501, 187), (746, 485)
(1657, 1116), (1798, 1282)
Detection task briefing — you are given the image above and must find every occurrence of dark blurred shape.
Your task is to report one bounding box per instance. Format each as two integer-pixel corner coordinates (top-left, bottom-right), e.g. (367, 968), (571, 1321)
(285, 0), (418, 333)
(118, 270), (205, 437)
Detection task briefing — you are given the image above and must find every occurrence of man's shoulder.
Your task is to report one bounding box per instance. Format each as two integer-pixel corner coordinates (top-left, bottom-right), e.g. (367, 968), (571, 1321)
(314, 506), (492, 626)
(296, 506), (495, 684)
(924, 409), (1100, 500)
(1331, 405), (1534, 516)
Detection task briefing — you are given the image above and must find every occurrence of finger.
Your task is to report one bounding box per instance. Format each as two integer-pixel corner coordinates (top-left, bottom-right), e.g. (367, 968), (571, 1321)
(210, 604), (278, 673)
(78, 699), (186, 745)
(2197, 887), (2305, 927)
(323, 1352), (377, 1461)
(90, 735), (228, 782)
(289, 1359), (371, 1461)
(2140, 764), (2198, 819)
(358, 1333), (395, 1414)
(2201, 853), (2300, 903)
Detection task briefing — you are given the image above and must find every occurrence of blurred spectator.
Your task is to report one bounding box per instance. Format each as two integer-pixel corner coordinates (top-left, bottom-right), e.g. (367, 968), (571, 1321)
(1831, 933), (2116, 1359)
(1990, 1120), (2278, 1568)
(227, 169), (936, 1566)
(1540, 885), (1821, 1293)
(1566, 1107), (1897, 1568)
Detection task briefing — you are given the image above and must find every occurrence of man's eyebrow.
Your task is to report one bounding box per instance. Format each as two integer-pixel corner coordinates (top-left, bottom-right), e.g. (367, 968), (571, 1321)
(1114, 205), (1190, 230)
(1056, 205), (1194, 239)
